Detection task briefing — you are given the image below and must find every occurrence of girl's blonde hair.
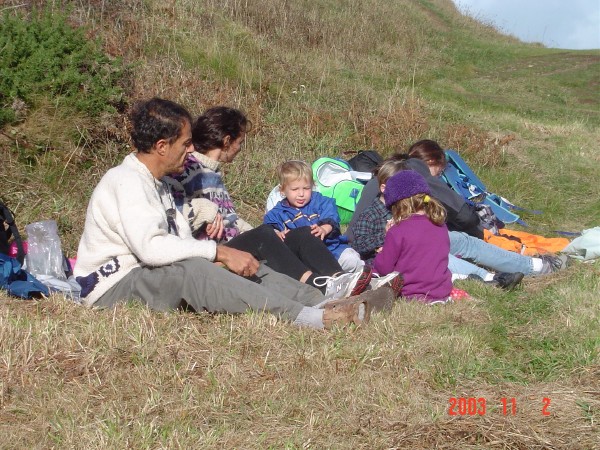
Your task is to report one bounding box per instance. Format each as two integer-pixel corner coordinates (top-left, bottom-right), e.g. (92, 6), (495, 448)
(278, 160), (313, 188)
(390, 194), (446, 226)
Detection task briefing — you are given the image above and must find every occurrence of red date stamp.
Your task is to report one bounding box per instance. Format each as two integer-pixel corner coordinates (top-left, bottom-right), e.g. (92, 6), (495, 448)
(448, 397), (552, 416)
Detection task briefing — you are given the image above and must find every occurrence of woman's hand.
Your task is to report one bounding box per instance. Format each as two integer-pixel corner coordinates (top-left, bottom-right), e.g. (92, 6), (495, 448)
(310, 224), (332, 240)
(206, 213), (224, 240)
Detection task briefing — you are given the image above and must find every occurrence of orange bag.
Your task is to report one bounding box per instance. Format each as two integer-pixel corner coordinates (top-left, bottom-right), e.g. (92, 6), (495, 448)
(483, 229), (570, 256)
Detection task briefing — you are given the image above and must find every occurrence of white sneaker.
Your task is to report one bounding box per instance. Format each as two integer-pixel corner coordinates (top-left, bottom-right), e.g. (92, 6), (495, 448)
(370, 272), (400, 290)
(369, 272), (403, 298)
(315, 268), (373, 301)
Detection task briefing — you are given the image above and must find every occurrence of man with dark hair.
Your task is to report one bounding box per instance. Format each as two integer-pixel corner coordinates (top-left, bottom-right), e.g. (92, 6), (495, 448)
(74, 98), (370, 329)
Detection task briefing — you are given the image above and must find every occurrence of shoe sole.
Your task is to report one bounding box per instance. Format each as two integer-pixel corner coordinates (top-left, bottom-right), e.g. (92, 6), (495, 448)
(500, 272), (525, 291)
(350, 266), (373, 297)
(357, 285), (396, 312)
(387, 273), (404, 297)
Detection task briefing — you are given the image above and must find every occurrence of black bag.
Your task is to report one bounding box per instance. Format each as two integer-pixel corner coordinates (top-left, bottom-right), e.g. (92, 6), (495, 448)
(0, 201), (25, 265)
(345, 150), (384, 173)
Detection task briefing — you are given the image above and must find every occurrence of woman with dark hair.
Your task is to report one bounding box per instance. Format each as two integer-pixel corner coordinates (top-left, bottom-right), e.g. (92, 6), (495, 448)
(191, 106), (249, 162)
(407, 139), (447, 176)
(349, 139), (482, 240)
(407, 139), (484, 237)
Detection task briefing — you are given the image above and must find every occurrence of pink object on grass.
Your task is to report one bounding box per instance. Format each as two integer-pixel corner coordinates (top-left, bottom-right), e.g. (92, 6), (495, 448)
(9, 240), (28, 257)
(450, 287), (471, 301)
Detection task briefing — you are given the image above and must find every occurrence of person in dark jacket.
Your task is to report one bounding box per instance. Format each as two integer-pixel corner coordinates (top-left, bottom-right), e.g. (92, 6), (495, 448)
(347, 141), (482, 241)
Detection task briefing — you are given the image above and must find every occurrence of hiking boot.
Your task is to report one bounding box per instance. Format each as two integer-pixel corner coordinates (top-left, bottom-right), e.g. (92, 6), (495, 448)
(315, 266), (373, 300)
(466, 272), (523, 291)
(370, 272), (404, 298)
(539, 253), (569, 275)
(358, 285), (397, 312)
(322, 297), (370, 329)
(492, 272), (524, 291)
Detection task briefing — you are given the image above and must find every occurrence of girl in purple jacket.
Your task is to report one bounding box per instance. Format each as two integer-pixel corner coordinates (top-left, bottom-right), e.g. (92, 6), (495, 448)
(373, 170), (452, 304)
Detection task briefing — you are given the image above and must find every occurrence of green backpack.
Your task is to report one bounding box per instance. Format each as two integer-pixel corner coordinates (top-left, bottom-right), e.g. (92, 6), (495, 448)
(311, 157), (368, 225)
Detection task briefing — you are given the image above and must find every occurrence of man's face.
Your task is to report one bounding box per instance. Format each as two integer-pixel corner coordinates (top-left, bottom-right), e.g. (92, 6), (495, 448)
(164, 120), (193, 174)
(281, 177), (312, 208)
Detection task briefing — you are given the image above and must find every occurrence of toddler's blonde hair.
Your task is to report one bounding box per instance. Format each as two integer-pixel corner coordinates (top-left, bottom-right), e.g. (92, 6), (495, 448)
(278, 160), (313, 188)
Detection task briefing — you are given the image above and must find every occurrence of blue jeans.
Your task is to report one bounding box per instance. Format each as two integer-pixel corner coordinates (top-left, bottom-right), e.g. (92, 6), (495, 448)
(449, 231), (534, 275)
(448, 253), (489, 278)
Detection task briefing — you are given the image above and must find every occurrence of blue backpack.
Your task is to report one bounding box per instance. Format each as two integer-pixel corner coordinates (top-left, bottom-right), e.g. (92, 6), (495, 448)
(1, 253), (49, 299)
(441, 150), (539, 226)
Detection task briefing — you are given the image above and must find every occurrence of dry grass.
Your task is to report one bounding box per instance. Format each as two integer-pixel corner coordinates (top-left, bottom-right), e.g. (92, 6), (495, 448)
(1, 265), (598, 449)
(1, 0), (600, 447)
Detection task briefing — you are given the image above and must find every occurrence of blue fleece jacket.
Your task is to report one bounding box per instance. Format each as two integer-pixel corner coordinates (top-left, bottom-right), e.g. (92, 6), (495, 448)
(263, 191), (349, 259)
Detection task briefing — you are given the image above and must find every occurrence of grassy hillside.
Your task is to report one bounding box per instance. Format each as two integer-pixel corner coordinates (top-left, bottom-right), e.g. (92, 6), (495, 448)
(1, 0), (599, 448)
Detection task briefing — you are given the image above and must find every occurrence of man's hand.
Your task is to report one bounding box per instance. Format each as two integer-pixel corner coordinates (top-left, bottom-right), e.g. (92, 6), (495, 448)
(310, 223), (332, 240)
(206, 213), (224, 240)
(215, 245), (259, 277)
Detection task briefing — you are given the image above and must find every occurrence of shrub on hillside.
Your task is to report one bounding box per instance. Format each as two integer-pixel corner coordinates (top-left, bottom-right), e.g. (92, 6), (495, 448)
(0, 9), (125, 127)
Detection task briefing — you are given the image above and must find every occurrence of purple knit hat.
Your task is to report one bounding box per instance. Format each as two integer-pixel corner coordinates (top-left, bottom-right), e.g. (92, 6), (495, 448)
(384, 170), (431, 208)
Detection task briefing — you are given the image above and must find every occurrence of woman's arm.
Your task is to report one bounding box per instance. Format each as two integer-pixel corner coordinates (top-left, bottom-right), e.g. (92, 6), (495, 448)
(182, 197), (219, 234)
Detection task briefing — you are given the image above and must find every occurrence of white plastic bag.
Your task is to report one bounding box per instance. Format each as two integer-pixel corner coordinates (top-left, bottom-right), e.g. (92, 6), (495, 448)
(24, 220), (81, 302)
(563, 227), (600, 261)
(25, 220), (66, 280)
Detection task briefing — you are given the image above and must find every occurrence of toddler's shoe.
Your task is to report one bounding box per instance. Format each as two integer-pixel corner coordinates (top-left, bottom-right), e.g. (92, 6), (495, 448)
(450, 287), (471, 301)
(316, 266), (373, 300)
(370, 272), (403, 297)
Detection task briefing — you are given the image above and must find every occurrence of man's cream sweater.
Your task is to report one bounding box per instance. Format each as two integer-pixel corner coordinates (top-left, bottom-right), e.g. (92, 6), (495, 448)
(74, 153), (217, 305)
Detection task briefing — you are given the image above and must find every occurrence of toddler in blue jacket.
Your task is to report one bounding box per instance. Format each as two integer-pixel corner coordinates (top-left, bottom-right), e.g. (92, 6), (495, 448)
(264, 160), (364, 273)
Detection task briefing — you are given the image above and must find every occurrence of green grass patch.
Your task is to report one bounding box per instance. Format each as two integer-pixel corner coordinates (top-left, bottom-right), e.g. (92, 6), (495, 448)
(0, 8), (125, 127)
